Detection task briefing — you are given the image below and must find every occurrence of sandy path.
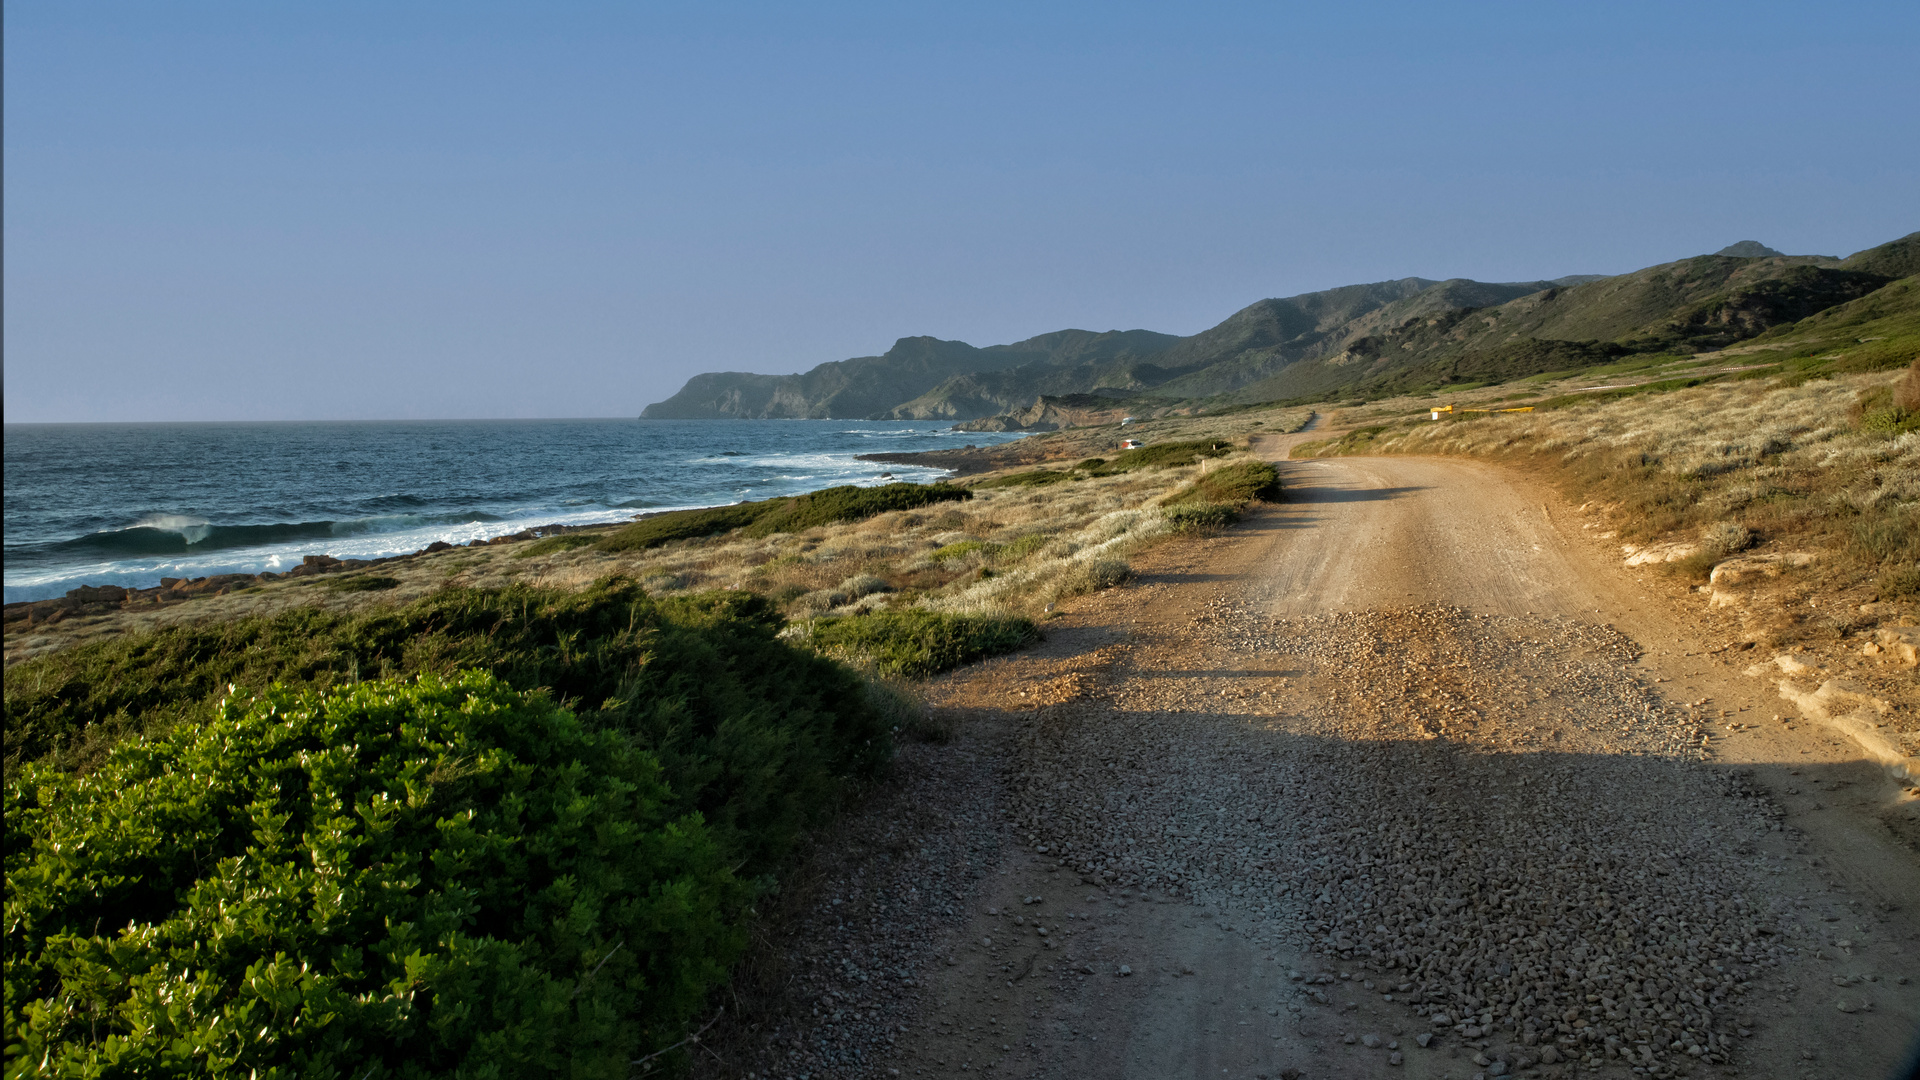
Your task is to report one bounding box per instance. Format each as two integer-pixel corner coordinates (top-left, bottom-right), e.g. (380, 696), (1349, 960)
(878, 448), (1920, 1080)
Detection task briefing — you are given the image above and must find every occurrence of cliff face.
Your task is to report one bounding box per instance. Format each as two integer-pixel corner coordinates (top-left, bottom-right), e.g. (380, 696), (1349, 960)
(640, 337), (1009, 419)
(641, 232), (1918, 421)
(642, 329), (1182, 419)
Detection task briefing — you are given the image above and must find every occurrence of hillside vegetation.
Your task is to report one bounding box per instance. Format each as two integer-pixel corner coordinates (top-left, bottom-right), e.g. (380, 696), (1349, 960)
(3, 585), (903, 1075)
(2, 404), (1316, 1073)
(643, 231), (1918, 424)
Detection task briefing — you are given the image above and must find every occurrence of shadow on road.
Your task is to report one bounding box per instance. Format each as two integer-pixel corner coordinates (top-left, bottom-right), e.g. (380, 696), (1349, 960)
(1283, 483), (1430, 504)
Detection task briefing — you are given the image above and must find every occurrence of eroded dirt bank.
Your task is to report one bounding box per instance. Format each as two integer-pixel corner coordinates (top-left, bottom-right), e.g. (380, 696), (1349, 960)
(698, 450), (1920, 1080)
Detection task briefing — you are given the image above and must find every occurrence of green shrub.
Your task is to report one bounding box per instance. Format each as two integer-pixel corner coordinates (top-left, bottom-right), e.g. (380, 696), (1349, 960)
(1533, 374), (1730, 410)
(803, 610), (1040, 677)
(1073, 457), (1107, 470)
(1165, 461), (1281, 506)
(1859, 408), (1920, 434)
(744, 483), (971, 536)
(4, 581), (889, 877)
(1088, 440), (1236, 474)
(594, 503), (768, 553)
(325, 574), (402, 592)
(4, 672), (746, 1077)
(997, 533), (1052, 562)
(974, 469), (1075, 489)
(587, 484), (971, 554)
(513, 533), (599, 558)
(1164, 504), (1241, 531)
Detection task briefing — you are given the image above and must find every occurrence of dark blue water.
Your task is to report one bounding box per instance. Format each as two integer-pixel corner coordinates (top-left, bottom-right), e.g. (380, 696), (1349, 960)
(2, 419), (1022, 603)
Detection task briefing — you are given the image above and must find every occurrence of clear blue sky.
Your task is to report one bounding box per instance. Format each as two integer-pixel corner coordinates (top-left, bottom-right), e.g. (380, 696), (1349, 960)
(6, 1), (1916, 422)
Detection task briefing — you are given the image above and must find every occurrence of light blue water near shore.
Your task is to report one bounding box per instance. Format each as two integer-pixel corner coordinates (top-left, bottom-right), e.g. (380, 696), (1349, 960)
(2, 419), (1023, 603)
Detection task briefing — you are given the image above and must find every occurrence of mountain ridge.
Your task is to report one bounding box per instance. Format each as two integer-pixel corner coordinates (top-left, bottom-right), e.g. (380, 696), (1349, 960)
(640, 232), (1918, 422)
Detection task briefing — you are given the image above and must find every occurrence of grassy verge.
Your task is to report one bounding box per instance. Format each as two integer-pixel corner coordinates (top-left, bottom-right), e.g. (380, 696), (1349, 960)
(1164, 460), (1283, 506)
(798, 610), (1042, 677)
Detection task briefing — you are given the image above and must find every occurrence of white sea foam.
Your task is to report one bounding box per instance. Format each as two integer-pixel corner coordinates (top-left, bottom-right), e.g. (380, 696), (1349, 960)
(5, 419), (1026, 604)
(129, 514), (216, 544)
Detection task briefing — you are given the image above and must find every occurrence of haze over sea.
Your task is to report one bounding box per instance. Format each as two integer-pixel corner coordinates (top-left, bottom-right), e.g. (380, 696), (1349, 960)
(2, 419), (1021, 604)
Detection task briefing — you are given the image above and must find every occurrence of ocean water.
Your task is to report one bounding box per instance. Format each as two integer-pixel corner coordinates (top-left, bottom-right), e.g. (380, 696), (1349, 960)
(2, 419), (1023, 604)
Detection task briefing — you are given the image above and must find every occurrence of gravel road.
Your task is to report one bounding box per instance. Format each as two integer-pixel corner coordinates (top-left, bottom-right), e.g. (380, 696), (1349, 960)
(699, 449), (1920, 1080)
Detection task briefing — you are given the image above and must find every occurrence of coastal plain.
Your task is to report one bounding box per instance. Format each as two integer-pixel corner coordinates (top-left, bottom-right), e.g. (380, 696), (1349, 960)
(7, 239), (1918, 1077)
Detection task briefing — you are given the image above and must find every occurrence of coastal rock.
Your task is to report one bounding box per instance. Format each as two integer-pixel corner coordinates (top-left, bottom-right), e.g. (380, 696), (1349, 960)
(1863, 626), (1919, 668)
(1709, 552), (1817, 586)
(1622, 541), (1698, 566)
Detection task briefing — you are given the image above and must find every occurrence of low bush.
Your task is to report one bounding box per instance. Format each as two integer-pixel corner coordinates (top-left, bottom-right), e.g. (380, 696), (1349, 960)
(590, 484), (969, 554)
(5, 672), (746, 1076)
(1086, 440), (1235, 474)
(1165, 461), (1282, 506)
(1851, 371), (1920, 434)
(1056, 558), (1135, 597)
(326, 573), (402, 592)
(3, 580), (889, 877)
(595, 503), (769, 553)
(743, 483), (971, 536)
(1702, 521), (1756, 557)
(998, 533), (1052, 562)
(973, 469), (1075, 489)
(1666, 520), (1759, 580)
(1533, 374), (1730, 411)
(929, 539), (996, 563)
(1164, 504), (1241, 531)
(513, 533), (599, 558)
(1851, 507), (1920, 566)
(802, 610), (1040, 677)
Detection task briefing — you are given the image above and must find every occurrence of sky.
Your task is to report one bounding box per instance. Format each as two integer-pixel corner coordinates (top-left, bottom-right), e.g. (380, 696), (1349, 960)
(5, 1), (1917, 422)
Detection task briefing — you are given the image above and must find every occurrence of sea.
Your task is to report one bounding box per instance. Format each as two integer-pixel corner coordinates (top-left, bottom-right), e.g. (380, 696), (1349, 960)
(2, 419), (1025, 605)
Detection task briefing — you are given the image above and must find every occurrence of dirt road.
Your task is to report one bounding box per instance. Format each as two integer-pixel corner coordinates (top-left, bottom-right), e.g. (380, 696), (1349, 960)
(711, 447), (1920, 1080)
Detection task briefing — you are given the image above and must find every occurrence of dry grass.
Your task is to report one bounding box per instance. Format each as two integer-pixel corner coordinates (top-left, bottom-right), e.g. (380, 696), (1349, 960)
(1295, 367), (1920, 635)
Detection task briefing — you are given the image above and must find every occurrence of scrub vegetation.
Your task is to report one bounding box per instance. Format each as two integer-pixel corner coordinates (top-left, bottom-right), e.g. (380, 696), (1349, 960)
(2, 408), (1307, 1074)
(8, 673), (747, 1078)
(3, 583), (904, 1074)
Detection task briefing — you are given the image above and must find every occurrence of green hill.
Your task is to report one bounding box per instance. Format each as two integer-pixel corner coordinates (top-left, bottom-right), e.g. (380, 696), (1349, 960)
(641, 231), (1918, 421)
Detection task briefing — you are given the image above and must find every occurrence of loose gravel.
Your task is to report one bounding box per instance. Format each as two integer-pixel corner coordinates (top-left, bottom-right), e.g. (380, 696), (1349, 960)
(1005, 606), (1798, 1076)
(695, 601), (1897, 1079)
(690, 740), (1007, 1080)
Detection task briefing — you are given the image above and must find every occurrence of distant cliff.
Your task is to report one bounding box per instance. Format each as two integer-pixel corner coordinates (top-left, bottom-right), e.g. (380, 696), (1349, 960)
(641, 330), (1180, 420)
(642, 232), (1918, 422)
